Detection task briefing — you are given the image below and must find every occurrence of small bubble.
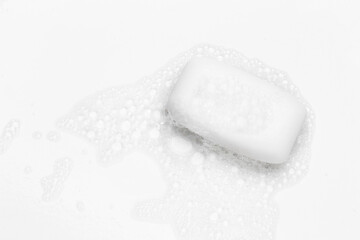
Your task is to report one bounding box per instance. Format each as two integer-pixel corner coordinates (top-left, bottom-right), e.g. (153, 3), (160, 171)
(81, 149), (88, 155)
(32, 131), (42, 140)
(76, 201), (85, 212)
(24, 166), (32, 174)
(47, 131), (60, 142)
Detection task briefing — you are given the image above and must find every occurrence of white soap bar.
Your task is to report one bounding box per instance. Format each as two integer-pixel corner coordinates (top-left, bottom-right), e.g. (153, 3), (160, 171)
(167, 58), (306, 164)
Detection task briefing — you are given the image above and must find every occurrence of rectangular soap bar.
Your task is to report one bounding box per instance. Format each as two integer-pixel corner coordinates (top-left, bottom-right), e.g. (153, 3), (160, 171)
(167, 58), (306, 164)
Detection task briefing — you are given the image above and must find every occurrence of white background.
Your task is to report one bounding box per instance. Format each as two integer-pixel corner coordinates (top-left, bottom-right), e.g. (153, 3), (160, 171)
(0, 0), (359, 239)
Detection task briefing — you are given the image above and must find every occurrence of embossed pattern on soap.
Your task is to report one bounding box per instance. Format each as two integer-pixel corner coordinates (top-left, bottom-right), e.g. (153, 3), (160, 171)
(191, 75), (272, 134)
(57, 44), (314, 240)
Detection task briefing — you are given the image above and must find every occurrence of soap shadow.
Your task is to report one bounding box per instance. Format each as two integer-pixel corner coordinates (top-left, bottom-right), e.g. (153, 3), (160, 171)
(166, 119), (272, 173)
(164, 107), (313, 186)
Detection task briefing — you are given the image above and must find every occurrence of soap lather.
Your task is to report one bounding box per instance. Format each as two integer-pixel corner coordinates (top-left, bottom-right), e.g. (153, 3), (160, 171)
(166, 58), (306, 164)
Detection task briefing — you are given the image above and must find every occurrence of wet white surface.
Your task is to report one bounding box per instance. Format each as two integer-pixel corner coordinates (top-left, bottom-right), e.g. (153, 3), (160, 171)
(1, 0), (360, 239)
(54, 44), (313, 240)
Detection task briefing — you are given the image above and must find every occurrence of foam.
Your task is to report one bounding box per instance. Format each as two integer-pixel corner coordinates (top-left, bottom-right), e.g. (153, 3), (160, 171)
(41, 157), (73, 202)
(0, 119), (21, 155)
(32, 131), (43, 140)
(57, 44), (314, 240)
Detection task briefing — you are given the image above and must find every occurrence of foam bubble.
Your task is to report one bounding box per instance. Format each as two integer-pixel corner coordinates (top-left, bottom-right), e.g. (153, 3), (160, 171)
(76, 201), (86, 212)
(24, 165), (32, 175)
(58, 44), (314, 240)
(47, 131), (61, 142)
(32, 131), (43, 140)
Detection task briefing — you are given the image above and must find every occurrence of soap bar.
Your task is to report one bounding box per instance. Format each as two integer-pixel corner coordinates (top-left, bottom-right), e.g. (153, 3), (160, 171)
(166, 58), (306, 164)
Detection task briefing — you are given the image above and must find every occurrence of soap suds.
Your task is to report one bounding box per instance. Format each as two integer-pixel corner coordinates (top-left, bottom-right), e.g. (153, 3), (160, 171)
(76, 200), (86, 212)
(0, 119), (21, 155)
(32, 131), (43, 140)
(24, 165), (33, 175)
(41, 157), (73, 202)
(57, 44), (314, 240)
(47, 131), (61, 142)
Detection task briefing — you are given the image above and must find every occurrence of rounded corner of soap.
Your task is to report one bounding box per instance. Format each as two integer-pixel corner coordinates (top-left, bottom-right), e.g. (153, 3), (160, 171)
(185, 57), (215, 71)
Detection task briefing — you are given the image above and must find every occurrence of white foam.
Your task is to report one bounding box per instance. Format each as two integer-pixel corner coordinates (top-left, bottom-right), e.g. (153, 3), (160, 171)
(57, 44), (314, 240)
(41, 157), (73, 202)
(0, 119), (21, 155)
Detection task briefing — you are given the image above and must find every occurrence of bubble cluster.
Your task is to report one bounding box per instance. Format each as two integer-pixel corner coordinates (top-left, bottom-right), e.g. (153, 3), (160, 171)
(58, 44), (314, 240)
(0, 119), (21, 155)
(40, 157), (73, 202)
